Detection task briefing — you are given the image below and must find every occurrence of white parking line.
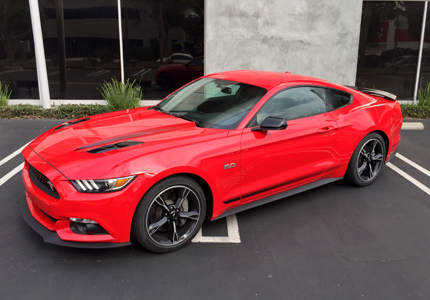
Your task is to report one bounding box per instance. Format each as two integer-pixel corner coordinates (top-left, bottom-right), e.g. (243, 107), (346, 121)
(138, 69), (152, 77)
(402, 123), (424, 130)
(87, 70), (105, 76)
(0, 143), (29, 167)
(0, 163), (24, 187)
(396, 153), (430, 178)
(192, 214), (241, 243)
(95, 70), (111, 76)
(0, 68), (32, 75)
(133, 68), (148, 77)
(387, 162), (430, 196)
(48, 69), (70, 76)
(87, 70), (110, 77)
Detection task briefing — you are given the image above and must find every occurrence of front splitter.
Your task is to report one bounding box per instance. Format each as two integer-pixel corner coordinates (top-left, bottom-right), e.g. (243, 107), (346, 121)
(17, 199), (132, 249)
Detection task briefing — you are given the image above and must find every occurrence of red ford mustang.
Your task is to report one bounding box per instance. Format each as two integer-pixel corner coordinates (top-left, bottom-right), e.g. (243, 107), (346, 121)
(21, 70), (403, 253)
(155, 56), (204, 90)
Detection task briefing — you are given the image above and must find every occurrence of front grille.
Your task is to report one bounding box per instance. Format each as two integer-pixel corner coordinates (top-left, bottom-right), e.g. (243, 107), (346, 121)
(32, 166), (50, 187)
(28, 164), (60, 200)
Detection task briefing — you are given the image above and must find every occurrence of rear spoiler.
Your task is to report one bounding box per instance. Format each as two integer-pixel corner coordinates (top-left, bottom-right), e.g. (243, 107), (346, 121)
(345, 86), (397, 101)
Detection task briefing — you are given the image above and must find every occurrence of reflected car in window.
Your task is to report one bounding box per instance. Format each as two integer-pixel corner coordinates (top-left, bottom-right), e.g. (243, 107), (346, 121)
(385, 55), (430, 73)
(156, 53), (193, 64)
(20, 70), (403, 253)
(155, 56), (204, 90)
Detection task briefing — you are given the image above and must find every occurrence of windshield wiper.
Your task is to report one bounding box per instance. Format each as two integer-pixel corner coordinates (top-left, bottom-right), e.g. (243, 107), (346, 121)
(149, 105), (164, 112)
(173, 114), (204, 128)
(151, 106), (204, 127)
(151, 106), (175, 116)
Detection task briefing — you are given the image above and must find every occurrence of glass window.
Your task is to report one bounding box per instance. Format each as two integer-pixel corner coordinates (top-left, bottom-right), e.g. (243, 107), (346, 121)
(123, 1), (204, 100)
(187, 57), (203, 67)
(40, 0), (121, 99)
(176, 55), (192, 61)
(0, 0), (37, 99)
(325, 89), (352, 111)
(251, 87), (327, 126)
(418, 6), (430, 103)
(356, 1), (424, 100)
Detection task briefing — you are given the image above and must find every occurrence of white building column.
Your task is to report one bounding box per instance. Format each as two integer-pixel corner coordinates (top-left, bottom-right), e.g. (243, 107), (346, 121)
(117, 0), (125, 84)
(413, 1), (429, 105)
(28, 0), (51, 108)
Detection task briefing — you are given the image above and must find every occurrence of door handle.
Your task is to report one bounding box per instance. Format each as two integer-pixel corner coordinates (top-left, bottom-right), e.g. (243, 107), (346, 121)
(318, 126), (335, 134)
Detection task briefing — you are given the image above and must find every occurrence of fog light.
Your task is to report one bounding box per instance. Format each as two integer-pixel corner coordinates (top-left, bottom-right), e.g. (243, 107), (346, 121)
(69, 219), (108, 235)
(69, 217), (98, 224)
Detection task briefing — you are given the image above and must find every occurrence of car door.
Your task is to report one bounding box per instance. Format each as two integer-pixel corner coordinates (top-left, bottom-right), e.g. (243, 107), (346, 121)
(180, 57), (204, 86)
(240, 86), (339, 204)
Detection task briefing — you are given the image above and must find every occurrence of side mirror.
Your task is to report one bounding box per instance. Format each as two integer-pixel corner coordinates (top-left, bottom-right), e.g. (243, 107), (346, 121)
(252, 116), (287, 131)
(221, 87), (232, 95)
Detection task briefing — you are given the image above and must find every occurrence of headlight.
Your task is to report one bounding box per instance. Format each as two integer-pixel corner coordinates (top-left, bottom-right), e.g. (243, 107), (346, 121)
(70, 176), (136, 193)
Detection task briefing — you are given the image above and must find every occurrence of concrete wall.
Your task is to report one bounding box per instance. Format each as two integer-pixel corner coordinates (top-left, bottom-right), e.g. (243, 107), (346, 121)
(205, 0), (363, 85)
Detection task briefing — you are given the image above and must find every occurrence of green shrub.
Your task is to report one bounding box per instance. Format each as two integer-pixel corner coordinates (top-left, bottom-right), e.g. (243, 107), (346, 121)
(1, 103), (429, 120)
(99, 78), (143, 111)
(401, 104), (430, 119)
(0, 82), (12, 107)
(0, 104), (109, 119)
(418, 79), (430, 107)
(53, 104), (110, 119)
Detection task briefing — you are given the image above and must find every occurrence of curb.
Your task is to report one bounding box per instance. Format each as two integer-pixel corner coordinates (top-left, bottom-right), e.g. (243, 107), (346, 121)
(402, 122), (424, 130)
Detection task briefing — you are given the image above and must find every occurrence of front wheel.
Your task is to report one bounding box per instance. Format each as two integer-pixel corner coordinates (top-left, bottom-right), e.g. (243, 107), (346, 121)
(344, 132), (386, 187)
(132, 176), (206, 253)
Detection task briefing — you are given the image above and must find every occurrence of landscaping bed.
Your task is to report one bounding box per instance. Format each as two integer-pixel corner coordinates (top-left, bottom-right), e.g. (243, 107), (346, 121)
(0, 103), (429, 120)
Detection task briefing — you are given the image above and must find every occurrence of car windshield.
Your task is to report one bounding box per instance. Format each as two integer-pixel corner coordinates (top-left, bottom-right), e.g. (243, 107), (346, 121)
(156, 78), (267, 129)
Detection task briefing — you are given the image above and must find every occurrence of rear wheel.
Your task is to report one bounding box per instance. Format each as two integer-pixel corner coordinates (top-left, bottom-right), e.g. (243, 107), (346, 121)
(132, 176), (206, 253)
(344, 132), (386, 187)
(158, 73), (173, 90)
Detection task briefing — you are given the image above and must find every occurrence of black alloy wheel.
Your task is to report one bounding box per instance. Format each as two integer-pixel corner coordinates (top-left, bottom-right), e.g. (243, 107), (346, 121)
(344, 132), (386, 187)
(132, 176), (206, 253)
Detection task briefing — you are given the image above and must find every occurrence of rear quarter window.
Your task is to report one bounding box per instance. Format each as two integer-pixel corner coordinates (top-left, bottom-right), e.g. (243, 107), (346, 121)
(325, 89), (352, 111)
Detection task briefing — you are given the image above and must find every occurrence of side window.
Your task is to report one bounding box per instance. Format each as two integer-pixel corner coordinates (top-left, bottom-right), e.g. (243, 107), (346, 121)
(325, 89), (352, 111)
(252, 87), (327, 125)
(188, 58), (203, 67)
(179, 55), (192, 60)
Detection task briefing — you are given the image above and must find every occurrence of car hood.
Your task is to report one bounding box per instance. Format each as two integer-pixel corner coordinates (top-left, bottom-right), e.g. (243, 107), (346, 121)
(28, 108), (227, 179)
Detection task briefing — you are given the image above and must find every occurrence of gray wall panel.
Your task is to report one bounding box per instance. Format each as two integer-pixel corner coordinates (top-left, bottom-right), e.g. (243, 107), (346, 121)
(205, 0), (363, 85)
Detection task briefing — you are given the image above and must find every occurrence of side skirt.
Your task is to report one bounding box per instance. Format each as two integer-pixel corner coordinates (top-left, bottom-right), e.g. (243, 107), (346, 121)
(213, 177), (342, 221)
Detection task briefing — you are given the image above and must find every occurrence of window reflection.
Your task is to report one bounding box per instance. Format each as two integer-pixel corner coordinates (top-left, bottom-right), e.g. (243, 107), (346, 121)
(419, 6), (430, 97)
(356, 1), (424, 99)
(1, 0), (204, 101)
(0, 0), (37, 99)
(122, 0), (204, 100)
(40, 0), (121, 99)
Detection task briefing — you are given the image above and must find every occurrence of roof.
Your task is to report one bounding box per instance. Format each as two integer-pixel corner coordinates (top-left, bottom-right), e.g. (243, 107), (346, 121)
(206, 70), (329, 90)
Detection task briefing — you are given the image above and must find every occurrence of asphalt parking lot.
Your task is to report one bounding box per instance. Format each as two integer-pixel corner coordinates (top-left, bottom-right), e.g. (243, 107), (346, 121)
(1, 119), (429, 300)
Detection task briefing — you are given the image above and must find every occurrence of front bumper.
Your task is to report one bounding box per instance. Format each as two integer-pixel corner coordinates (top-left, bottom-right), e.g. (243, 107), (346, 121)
(18, 197), (131, 248)
(21, 146), (145, 248)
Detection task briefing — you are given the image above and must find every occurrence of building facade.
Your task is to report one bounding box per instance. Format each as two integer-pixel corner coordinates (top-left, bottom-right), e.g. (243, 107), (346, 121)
(0, 0), (429, 105)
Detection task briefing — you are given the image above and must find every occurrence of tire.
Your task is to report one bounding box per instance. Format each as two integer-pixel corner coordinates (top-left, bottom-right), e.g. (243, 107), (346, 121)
(344, 132), (386, 187)
(158, 73), (173, 90)
(132, 176), (206, 253)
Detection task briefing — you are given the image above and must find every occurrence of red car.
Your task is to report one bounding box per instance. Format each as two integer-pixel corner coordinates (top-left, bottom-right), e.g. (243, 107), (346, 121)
(155, 56), (204, 90)
(21, 70), (403, 253)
